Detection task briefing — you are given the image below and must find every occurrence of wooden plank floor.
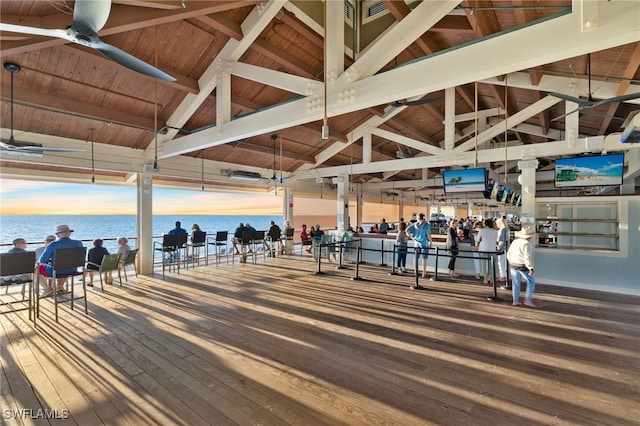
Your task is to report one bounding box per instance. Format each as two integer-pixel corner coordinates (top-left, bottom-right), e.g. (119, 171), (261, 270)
(1, 254), (639, 425)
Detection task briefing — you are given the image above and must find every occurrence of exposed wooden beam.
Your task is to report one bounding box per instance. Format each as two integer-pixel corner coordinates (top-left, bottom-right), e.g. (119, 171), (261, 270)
(0, 84), (165, 132)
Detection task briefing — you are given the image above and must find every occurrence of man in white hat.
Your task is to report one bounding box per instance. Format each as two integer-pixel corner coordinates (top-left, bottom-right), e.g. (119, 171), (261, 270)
(506, 227), (537, 307)
(38, 224), (84, 296)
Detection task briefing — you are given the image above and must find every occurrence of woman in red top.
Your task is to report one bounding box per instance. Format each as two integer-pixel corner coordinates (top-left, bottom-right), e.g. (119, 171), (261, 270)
(300, 224), (312, 253)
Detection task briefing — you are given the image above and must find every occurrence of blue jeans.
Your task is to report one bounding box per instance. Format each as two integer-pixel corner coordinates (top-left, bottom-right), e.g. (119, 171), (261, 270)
(396, 247), (407, 268)
(510, 267), (536, 302)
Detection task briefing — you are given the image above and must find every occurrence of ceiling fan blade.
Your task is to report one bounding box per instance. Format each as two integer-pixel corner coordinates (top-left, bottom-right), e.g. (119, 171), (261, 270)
(595, 92), (640, 106)
(0, 23), (72, 41)
(73, 0), (112, 33)
(19, 146), (85, 152)
(550, 107), (583, 122)
(95, 41), (176, 81)
(391, 96), (442, 107)
(549, 92), (595, 107)
(1, 139), (85, 153)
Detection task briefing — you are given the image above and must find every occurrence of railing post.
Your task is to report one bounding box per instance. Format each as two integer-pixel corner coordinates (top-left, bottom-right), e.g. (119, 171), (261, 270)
(351, 245), (363, 280)
(378, 239), (387, 267)
(336, 241), (345, 269)
(487, 253), (503, 301)
(389, 244), (397, 275)
(410, 247), (423, 290)
(434, 246), (439, 281)
(314, 243), (324, 275)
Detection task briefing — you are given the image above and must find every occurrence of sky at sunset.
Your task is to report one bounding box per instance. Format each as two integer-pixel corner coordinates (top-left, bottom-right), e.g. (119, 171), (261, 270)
(0, 178), (285, 215)
(0, 178), (407, 223)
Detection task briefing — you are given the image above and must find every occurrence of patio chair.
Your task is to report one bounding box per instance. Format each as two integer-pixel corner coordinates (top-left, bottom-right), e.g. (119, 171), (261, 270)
(37, 246), (87, 323)
(0, 251), (36, 319)
(121, 248), (139, 282)
(282, 227), (294, 255)
(188, 230), (207, 268)
(154, 233), (187, 277)
(207, 231), (229, 266)
(86, 253), (121, 290)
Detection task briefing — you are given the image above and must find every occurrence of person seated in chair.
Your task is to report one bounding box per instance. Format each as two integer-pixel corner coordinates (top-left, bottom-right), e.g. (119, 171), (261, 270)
(266, 220), (283, 254)
(280, 221), (294, 255)
(8, 237), (28, 253)
(300, 224), (312, 253)
(231, 222), (244, 254)
(0, 237), (32, 285)
(38, 224), (84, 296)
(243, 223), (257, 252)
(86, 239), (112, 287)
(168, 221), (187, 235)
(116, 237), (131, 269)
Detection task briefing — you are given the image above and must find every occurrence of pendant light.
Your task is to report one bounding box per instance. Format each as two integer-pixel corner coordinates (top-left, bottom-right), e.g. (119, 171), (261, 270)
(321, 0), (329, 139)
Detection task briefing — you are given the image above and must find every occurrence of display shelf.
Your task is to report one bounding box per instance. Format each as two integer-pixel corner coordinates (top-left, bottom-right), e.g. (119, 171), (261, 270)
(536, 201), (619, 252)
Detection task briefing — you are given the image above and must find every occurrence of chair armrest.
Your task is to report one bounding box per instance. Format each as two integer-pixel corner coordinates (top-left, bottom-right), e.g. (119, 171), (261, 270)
(86, 261), (100, 269)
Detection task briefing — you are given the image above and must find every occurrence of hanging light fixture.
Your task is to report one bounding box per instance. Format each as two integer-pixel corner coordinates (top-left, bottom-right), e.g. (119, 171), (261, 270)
(503, 73), (509, 185)
(88, 128), (95, 183)
(201, 151), (205, 191)
(153, 27), (159, 171)
(321, 0), (329, 139)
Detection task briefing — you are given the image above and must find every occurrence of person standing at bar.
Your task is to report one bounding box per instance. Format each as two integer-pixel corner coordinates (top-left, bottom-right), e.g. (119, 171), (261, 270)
(406, 213), (433, 283)
(446, 218), (459, 277)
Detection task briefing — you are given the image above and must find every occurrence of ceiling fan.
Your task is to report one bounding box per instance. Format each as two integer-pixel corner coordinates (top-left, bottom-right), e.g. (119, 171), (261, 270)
(0, 0), (174, 81)
(1, 62), (85, 157)
(551, 53), (640, 121)
(390, 95), (442, 108)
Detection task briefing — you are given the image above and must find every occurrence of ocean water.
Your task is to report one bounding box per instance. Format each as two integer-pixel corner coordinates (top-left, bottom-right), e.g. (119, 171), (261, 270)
(0, 214), (282, 253)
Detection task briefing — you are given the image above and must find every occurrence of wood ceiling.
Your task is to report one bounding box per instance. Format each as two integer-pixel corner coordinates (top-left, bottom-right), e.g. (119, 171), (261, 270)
(1, 0), (639, 199)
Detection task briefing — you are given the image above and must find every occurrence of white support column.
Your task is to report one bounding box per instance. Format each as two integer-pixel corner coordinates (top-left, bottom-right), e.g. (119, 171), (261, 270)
(362, 132), (372, 164)
(444, 87), (456, 151)
(283, 187), (294, 254)
(326, 0), (344, 84)
(137, 173), (154, 274)
(517, 159), (539, 230)
(335, 175), (349, 234)
(283, 187), (294, 225)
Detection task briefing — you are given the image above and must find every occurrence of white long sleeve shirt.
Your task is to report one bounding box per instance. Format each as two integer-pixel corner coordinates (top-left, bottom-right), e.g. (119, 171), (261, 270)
(506, 238), (534, 270)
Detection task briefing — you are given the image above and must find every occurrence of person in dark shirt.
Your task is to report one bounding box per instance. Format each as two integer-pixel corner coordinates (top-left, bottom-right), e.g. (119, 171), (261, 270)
(379, 218), (389, 234)
(8, 237), (27, 253)
(168, 221), (187, 235)
(231, 222), (244, 254)
(86, 239), (112, 286)
(266, 220), (283, 253)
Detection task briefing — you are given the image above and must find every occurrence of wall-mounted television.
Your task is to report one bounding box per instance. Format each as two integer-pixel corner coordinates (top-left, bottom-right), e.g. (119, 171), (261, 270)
(554, 153), (624, 188)
(504, 190), (516, 204)
(443, 168), (487, 193)
(484, 180), (499, 199)
(498, 186), (510, 203)
(514, 193), (522, 206)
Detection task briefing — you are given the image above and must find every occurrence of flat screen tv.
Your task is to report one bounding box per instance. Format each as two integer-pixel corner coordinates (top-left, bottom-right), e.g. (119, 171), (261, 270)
(514, 193), (522, 206)
(498, 186), (510, 203)
(485, 180), (499, 199)
(554, 153), (624, 188)
(443, 168), (487, 194)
